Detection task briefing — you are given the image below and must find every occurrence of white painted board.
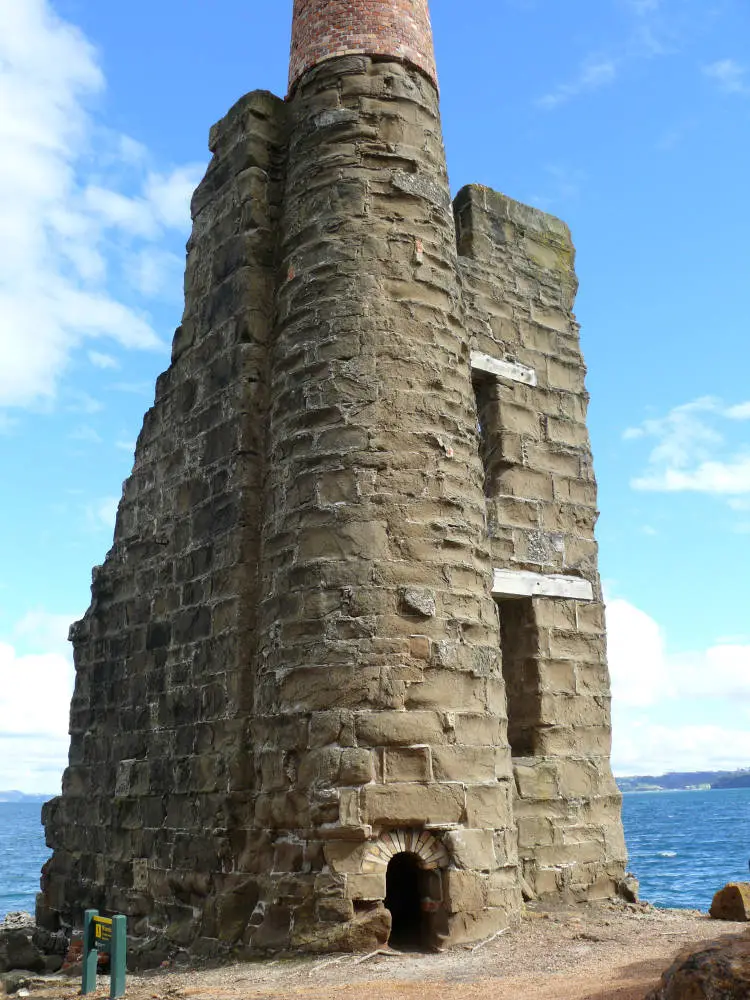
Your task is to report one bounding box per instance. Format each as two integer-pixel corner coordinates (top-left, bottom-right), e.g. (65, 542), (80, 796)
(471, 351), (537, 387)
(492, 568), (594, 601)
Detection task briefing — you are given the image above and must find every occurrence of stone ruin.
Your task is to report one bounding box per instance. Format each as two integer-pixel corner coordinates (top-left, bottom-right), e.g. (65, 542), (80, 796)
(39, 0), (629, 962)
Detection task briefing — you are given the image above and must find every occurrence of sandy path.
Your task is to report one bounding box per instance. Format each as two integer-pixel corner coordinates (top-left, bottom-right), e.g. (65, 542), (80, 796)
(15, 903), (748, 1000)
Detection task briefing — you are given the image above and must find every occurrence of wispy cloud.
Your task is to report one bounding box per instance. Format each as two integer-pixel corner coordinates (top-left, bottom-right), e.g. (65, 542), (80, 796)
(704, 58), (749, 95)
(528, 164), (587, 211)
(0, 0), (203, 414)
(536, 59), (618, 110)
(627, 0), (661, 14)
(69, 424), (102, 444)
(85, 495), (120, 533)
(0, 611), (76, 792)
(626, 397), (750, 497)
(87, 350), (119, 370)
(608, 596), (750, 774)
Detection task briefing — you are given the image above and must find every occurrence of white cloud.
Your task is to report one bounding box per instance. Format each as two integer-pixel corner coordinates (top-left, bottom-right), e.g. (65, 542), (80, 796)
(14, 610), (75, 658)
(86, 495), (120, 533)
(87, 350), (119, 370)
(69, 424), (102, 444)
(704, 59), (749, 95)
(66, 390), (104, 414)
(627, 397), (750, 497)
(608, 598), (750, 706)
(607, 597), (750, 773)
(634, 457), (750, 495)
(0, 0), (203, 414)
(145, 167), (203, 229)
(126, 248), (184, 299)
(0, 413), (17, 435)
(613, 722), (750, 776)
(607, 598), (670, 708)
(537, 59), (618, 110)
(0, 612), (76, 794)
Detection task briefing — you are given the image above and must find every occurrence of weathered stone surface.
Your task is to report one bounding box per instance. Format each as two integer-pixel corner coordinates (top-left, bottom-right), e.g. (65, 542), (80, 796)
(646, 932), (750, 1000)
(39, 0), (626, 962)
(710, 883), (750, 922)
(0, 914), (45, 974)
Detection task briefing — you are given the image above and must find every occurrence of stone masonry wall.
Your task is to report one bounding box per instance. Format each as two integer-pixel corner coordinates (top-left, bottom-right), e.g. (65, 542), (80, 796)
(454, 185), (627, 901)
(40, 10), (629, 957)
(39, 91), (289, 962)
(289, 0), (437, 93)
(251, 56), (520, 952)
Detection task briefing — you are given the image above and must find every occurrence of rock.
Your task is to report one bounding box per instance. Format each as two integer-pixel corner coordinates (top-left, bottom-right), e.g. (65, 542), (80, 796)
(617, 873), (640, 904)
(293, 907), (391, 954)
(401, 588), (436, 618)
(710, 882), (750, 921)
(0, 914), (44, 974)
(646, 931), (750, 1000)
(0, 970), (34, 995)
(0, 917), (32, 933)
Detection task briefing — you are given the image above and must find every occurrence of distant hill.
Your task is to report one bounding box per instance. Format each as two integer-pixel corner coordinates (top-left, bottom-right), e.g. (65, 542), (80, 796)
(617, 768), (750, 793)
(0, 790), (51, 803)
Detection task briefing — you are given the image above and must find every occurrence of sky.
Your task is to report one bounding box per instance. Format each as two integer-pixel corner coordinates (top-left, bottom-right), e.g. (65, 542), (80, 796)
(0, 0), (748, 793)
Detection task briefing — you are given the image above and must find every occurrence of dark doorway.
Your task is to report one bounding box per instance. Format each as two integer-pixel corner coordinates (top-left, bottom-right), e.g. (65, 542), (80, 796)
(385, 852), (425, 950)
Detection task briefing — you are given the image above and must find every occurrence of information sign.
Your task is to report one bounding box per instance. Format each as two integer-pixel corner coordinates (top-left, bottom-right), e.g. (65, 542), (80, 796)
(82, 909), (127, 999)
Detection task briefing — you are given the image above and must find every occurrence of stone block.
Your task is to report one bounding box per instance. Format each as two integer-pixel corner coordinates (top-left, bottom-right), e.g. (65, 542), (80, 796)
(323, 842), (368, 876)
(355, 711), (446, 747)
(444, 870), (485, 913)
(513, 760), (559, 801)
(710, 883), (750, 922)
(465, 785), (513, 829)
(517, 817), (554, 849)
(452, 713), (505, 747)
(384, 746), (431, 782)
(444, 829), (496, 870)
(432, 746), (496, 783)
(362, 783), (464, 826)
(345, 874), (386, 901)
(316, 898), (355, 923)
(406, 670), (488, 712)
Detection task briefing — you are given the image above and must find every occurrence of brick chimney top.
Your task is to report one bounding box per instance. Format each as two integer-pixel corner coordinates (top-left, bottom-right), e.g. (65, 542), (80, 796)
(289, 0), (437, 94)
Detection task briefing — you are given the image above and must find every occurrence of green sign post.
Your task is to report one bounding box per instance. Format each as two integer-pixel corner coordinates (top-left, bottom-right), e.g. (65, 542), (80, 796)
(82, 909), (127, 999)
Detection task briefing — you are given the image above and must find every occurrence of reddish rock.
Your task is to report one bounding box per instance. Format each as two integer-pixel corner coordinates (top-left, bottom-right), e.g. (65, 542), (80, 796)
(646, 931), (750, 1000)
(710, 882), (750, 921)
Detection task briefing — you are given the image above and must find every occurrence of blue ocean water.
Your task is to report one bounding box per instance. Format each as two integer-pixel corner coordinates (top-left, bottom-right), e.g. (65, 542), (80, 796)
(1, 789), (749, 920)
(622, 788), (750, 910)
(0, 803), (50, 921)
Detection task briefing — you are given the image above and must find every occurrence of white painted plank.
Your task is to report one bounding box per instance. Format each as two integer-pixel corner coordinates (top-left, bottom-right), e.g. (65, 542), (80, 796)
(492, 568), (593, 601)
(471, 351), (537, 387)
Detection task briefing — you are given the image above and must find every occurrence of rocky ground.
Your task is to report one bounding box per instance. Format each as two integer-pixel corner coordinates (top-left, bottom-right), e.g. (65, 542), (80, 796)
(3, 902), (748, 1000)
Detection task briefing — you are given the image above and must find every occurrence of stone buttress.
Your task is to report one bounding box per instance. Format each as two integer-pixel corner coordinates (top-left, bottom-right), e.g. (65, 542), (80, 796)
(39, 0), (628, 962)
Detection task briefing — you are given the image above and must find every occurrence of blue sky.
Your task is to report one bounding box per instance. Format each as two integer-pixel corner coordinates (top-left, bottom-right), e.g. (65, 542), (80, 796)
(0, 0), (748, 791)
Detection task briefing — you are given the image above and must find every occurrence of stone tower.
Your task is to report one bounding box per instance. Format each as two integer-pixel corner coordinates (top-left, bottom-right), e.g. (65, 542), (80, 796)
(40, 0), (628, 960)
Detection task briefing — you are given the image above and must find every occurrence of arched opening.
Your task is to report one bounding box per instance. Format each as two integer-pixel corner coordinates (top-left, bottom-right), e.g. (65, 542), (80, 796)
(385, 852), (426, 951)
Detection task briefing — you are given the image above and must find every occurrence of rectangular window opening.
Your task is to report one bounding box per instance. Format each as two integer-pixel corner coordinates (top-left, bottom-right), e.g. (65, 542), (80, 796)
(497, 597), (542, 757)
(472, 375), (511, 497)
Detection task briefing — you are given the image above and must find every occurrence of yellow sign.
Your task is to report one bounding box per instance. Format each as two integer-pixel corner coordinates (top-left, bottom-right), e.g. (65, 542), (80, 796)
(93, 916), (113, 945)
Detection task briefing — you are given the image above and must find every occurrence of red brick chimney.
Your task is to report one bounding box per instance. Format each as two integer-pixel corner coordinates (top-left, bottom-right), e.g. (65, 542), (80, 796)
(289, 0), (437, 94)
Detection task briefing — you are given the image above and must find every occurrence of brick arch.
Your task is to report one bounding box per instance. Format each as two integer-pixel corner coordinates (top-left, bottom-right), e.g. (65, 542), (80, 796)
(362, 829), (449, 872)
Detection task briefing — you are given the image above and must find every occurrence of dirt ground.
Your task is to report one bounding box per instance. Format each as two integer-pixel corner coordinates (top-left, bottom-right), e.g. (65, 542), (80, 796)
(12, 903), (749, 1000)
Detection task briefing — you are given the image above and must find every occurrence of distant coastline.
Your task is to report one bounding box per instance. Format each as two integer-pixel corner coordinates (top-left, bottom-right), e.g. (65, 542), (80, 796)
(617, 767), (750, 793)
(0, 791), (51, 803)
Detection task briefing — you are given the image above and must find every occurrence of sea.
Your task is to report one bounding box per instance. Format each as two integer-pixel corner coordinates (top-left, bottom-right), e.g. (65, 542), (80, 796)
(1, 789), (749, 921)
